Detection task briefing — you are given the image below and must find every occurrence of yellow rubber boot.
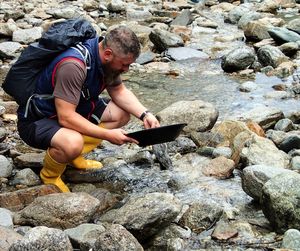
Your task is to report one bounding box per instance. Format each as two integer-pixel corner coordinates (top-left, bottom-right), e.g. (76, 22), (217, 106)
(70, 123), (104, 169)
(40, 150), (70, 193)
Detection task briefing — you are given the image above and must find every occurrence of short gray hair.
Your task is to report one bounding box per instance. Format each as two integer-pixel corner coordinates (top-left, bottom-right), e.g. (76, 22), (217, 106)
(103, 26), (141, 58)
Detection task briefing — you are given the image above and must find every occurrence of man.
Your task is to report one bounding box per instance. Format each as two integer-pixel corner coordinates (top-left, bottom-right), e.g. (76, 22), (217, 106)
(17, 26), (160, 192)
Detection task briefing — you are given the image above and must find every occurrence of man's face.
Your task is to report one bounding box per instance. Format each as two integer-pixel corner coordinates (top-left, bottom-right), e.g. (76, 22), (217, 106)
(105, 53), (136, 76)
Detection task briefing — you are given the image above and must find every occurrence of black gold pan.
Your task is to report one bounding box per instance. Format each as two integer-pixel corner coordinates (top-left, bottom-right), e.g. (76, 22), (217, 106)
(127, 123), (187, 147)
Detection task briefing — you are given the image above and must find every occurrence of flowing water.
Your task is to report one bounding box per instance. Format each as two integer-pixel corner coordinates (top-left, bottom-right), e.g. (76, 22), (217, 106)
(124, 58), (300, 121)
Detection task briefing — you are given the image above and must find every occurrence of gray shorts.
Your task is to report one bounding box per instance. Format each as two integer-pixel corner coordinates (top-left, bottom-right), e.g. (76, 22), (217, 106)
(17, 98), (110, 150)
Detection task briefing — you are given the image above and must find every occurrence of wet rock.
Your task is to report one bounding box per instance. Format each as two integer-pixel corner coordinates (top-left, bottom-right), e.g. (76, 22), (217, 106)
(221, 46), (255, 72)
(261, 172), (300, 233)
(240, 134), (290, 168)
(98, 192), (182, 242)
(0, 226), (22, 250)
(126, 150), (154, 168)
(281, 229), (300, 250)
(202, 156), (235, 179)
(89, 223), (144, 251)
(0, 155), (13, 178)
(64, 223), (106, 249)
(257, 45), (289, 68)
(149, 28), (184, 53)
(286, 18), (300, 34)
(274, 118), (294, 132)
(136, 51), (157, 65)
(13, 192), (100, 229)
(242, 164), (294, 201)
(239, 106), (284, 129)
(278, 134), (300, 152)
(191, 131), (224, 148)
(268, 27), (300, 44)
(9, 226), (73, 251)
(291, 156), (300, 171)
(156, 100), (218, 133)
(153, 143), (173, 170)
(165, 47), (209, 61)
(146, 223), (191, 251)
(239, 80), (258, 92)
(170, 9), (193, 26)
(0, 185), (60, 211)
(0, 207), (13, 228)
(10, 168), (41, 187)
(66, 161), (170, 193)
(178, 200), (223, 233)
(165, 136), (197, 155)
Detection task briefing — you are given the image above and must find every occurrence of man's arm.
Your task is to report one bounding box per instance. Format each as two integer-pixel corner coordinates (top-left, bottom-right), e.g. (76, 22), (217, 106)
(55, 98), (137, 145)
(106, 83), (160, 129)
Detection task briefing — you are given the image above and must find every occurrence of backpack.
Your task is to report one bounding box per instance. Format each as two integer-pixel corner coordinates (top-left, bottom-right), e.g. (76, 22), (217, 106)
(2, 18), (97, 107)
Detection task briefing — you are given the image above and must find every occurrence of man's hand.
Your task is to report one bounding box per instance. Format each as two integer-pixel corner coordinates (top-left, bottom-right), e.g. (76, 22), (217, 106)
(106, 128), (139, 145)
(143, 112), (160, 129)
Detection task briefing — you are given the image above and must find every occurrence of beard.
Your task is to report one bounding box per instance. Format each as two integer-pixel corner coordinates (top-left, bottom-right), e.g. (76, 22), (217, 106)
(102, 62), (124, 86)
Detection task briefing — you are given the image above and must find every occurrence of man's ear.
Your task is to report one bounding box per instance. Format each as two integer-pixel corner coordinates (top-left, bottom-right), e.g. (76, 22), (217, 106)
(103, 48), (113, 62)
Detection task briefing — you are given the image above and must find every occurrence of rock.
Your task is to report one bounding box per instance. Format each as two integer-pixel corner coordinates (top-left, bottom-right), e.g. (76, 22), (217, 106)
(178, 200), (223, 233)
(9, 226), (73, 251)
(0, 226), (22, 250)
(261, 172), (300, 233)
(268, 27), (300, 44)
(0, 41), (22, 59)
(274, 118), (294, 132)
(257, 45), (289, 68)
(239, 81), (258, 92)
(156, 100), (218, 134)
(13, 192), (100, 229)
(170, 9), (193, 26)
(0, 155), (13, 178)
(281, 229), (300, 251)
(221, 46), (255, 72)
(291, 156), (300, 171)
(202, 156), (235, 179)
(136, 51), (156, 65)
(242, 164), (294, 201)
(279, 134), (300, 152)
(0, 207), (13, 228)
(239, 106), (284, 130)
(240, 134), (290, 168)
(286, 18), (300, 34)
(238, 11), (262, 30)
(279, 42), (299, 57)
(165, 47), (209, 61)
(64, 223), (106, 249)
(98, 192), (182, 242)
(90, 223), (144, 251)
(12, 27), (43, 44)
(10, 168), (41, 187)
(149, 28), (184, 53)
(0, 19), (18, 37)
(0, 185), (61, 211)
(107, 0), (127, 13)
(14, 152), (45, 168)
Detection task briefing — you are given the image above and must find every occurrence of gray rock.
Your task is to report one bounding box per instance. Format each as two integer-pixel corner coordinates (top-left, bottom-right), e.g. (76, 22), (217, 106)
(238, 11), (262, 30)
(242, 164), (294, 201)
(0, 41), (22, 59)
(14, 152), (45, 168)
(240, 135), (290, 168)
(90, 223), (144, 251)
(107, 0), (127, 12)
(0, 207), (13, 228)
(240, 106), (284, 129)
(212, 146), (232, 158)
(170, 9), (193, 26)
(46, 6), (82, 19)
(227, 6), (249, 24)
(13, 192), (100, 229)
(98, 192), (182, 242)
(12, 27), (43, 44)
(286, 18), (300, 34)
(282, 229), (300, 251)
(9, 226), (72, 251)
(261, 172), (300, 233)
(0, 127), (7, 143)
(257, 45), (289, 68)
(149, 28), (184, 53)
(279, 134), (300, 152)
(165, 47), (209, 61)
(268, 27), (300, 44)
(136, 51), (156, 65)
(0, 155), (13, 178)
(156, 100), (218, 133)
(221, 46), (256, 72)
(127, 9), (152, 21)
(274, 118), (294, 132)
(0, 19), (18, 37)
(239, 81), (258, 92)
(291, 156), (300, 171)
(279, 42), (299, 57)
(10, 168), (41, 186)
(64, 223), (106, 249)
(0, 226), (22, 250)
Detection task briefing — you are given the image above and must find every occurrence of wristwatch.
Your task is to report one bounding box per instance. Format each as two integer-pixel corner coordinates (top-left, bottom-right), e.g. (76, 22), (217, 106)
(139, 110), (150, 121)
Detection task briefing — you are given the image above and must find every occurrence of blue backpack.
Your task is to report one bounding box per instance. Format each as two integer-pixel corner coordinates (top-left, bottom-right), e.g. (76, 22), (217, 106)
(3, 18), (96, 106)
